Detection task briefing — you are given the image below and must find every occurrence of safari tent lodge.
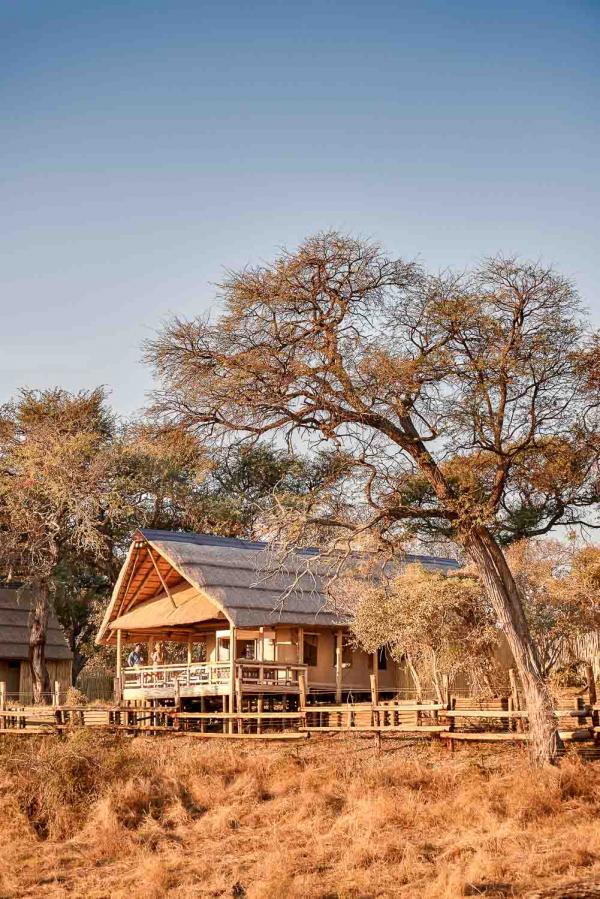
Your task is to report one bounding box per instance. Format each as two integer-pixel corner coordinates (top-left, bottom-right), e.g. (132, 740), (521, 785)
(96, 529), (460, 713)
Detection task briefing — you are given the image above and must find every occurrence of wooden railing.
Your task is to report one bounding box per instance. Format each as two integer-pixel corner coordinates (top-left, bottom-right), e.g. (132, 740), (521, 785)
(122, 660), (307, 691)
(236, 661), (306, 687)
(123, 662), (230, 690)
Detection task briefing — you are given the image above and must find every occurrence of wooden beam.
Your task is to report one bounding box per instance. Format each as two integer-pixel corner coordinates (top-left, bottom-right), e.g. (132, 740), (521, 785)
(297, 627), (304, 665)
(440, 731), (530, 742)
(121, 559), (156, 615)
(147, 546), (177, 609)
(119, 543), (142, 615)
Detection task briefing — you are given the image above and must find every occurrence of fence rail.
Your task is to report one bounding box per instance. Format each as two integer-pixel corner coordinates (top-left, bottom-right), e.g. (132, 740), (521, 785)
(1, 696), (599, 747)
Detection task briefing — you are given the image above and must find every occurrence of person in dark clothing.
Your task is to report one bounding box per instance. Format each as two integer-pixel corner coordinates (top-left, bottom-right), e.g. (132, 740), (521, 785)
(127, 644), (145, 667)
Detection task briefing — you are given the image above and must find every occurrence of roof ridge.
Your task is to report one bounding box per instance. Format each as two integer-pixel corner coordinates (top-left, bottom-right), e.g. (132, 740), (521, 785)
(139, 528), (460, 565)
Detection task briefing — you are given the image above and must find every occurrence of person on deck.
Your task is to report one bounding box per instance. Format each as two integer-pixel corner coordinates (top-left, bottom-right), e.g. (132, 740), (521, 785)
(151, 642), (166, 667)
(127, 644), (145, 667)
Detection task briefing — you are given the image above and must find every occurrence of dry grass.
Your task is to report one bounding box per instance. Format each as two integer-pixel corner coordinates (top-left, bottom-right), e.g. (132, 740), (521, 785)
(1, 732), (600, 898)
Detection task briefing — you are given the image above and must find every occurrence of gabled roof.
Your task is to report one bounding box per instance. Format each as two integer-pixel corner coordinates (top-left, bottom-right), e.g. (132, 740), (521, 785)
(96, 528), (460, 643)
(0, 587), (73, 661)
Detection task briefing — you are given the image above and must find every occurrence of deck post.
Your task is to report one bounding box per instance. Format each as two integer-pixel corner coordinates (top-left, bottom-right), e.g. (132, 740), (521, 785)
(298, 671), (307, 709)
(259, 626), (264, 662)
(585, 664), (599, 730)
(236, 677), (243, 734)
(229, 624), (236, 734)
(187, 637), (193, 666)
(297, 627), (304, 665)
(0, 681), (6, 711)
(174, 678), (181, 730)
(370, 664), (379, 729)
(53, 680), (60, 708)
(257, 694), (263, 734)
(508, 668), (523, 733)
(335, 630), (343, 704)
(371, 652), (379, 699)
(116, 629), (122, 679)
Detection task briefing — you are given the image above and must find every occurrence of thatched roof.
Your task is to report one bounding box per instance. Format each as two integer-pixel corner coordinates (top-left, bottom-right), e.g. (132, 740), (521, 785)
(96, 529), (460, 644)
(0, 587), (73, 661)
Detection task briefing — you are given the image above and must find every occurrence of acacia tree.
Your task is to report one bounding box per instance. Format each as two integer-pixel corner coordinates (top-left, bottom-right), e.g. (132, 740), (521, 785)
(145, 233), (600, 763)
(0, 389), (119, 702)
(345, 564), (503, 701)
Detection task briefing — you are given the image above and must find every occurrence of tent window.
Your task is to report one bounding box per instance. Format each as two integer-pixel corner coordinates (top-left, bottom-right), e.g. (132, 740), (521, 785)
(238, 639), (257, 660)
(303, 633), (318, 667)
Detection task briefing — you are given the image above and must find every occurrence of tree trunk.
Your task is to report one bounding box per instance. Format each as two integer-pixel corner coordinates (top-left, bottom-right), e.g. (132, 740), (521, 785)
(28, 582), (51, 704)
(405, 653), (423, 702)
(463, 526), (560, 765)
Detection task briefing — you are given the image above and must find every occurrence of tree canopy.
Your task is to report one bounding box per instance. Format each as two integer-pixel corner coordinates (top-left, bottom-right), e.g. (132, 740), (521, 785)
(145, 231), (600, 762)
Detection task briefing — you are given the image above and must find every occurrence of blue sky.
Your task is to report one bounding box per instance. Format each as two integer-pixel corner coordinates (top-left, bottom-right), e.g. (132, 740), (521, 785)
(2, 0), (599, 415)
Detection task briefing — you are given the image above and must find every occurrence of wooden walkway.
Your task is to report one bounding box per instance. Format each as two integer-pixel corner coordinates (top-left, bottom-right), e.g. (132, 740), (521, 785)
(1, 695), (599, 748)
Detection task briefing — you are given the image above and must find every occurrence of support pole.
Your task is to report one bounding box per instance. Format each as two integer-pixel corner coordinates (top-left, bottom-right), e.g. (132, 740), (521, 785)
(255, 694), (262, 734)
(335, 630), (343, 704)
(236, 677), (243, 734)
(229, 624), (236, 734)
(53, 680), (60, 708)
(508, 668), (523, 733)
(114, 629), (123, 705)
(586, 664), (599, 730)
(187, 637), (193, 666)
(116, 629), (122, 679)
(371, 651), (379, 700)
(174, 678), (181, 730)
(298, 671), (307, 710)
(0, 681), (6, 711)
(297, 627), (304, 664)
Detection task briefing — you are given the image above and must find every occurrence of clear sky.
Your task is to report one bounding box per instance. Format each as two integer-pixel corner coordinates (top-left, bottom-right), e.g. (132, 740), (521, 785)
(2, 0), (599, 415)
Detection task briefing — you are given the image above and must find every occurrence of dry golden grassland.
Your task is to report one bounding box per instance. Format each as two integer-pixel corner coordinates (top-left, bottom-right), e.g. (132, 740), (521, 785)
(1, 732), (600, 899)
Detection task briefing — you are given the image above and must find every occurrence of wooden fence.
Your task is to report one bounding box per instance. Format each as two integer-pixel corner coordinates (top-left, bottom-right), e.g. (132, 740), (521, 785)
(1, 693), (599, 747)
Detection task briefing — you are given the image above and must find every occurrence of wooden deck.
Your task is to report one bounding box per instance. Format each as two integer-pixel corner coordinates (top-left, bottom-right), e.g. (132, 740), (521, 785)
(121, 660), (306, 700)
